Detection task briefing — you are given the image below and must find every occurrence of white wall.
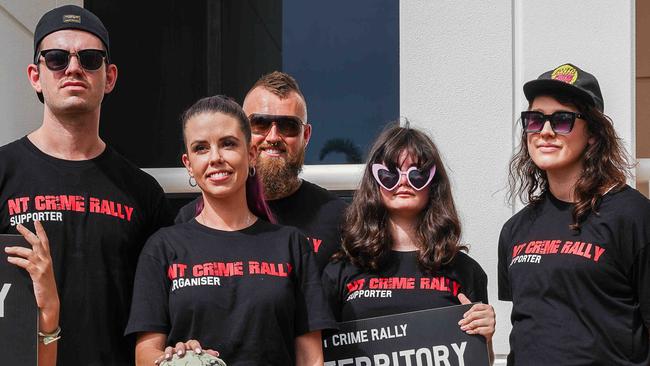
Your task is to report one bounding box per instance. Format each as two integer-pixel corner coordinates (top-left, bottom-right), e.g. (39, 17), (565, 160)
(0, 0), (82, 145)
(400, 0), (515, 356)
(400, 0), (634, 358)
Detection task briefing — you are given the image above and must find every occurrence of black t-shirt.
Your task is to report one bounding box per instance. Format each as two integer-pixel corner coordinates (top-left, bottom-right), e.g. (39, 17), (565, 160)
(498, 186), (650, 366)
(322, 250), (488, 322)
(176, 180), (347, 271)
(125, 219), (337, 365)
(0, 137), (173, 366)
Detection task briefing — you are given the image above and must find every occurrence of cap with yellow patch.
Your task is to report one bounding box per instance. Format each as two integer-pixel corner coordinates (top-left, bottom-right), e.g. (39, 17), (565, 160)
(523, 63), (604, 112)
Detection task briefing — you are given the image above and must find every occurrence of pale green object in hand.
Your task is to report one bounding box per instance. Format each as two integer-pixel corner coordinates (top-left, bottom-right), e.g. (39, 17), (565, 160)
(159, 350), (226, 366)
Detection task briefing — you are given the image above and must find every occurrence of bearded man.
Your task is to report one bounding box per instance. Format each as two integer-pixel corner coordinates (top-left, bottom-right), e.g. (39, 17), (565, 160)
(177, 72), (346, 271)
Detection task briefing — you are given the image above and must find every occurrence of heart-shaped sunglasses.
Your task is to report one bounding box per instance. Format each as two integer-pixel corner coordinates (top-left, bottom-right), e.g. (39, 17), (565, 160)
(371, 163), (436, 191)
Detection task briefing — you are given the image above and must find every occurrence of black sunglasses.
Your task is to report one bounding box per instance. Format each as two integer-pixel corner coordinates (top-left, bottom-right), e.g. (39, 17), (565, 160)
(521, 111), (586, 134)
(38, 49), (107, 71)
(249, 113), (305, 137)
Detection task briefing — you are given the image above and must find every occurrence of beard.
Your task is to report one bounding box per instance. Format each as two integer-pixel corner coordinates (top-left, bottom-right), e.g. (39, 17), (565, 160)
(256, 144), (305, 200)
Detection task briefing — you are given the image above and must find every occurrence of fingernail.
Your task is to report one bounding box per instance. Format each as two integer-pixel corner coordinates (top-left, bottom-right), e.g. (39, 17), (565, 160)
(165, 354), (171, 359)
(177, 350), (183, 356)
(195, 348), (202, 354)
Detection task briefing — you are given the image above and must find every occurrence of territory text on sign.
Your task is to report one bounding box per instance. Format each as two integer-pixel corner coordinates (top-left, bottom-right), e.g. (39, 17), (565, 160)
(323, 304), (489, 366)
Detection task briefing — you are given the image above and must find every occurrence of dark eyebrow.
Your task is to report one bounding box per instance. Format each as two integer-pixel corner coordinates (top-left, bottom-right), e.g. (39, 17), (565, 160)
(189, 139), (208, 147)
(220, 135), (241, 143)
(189, 135), (241, 145)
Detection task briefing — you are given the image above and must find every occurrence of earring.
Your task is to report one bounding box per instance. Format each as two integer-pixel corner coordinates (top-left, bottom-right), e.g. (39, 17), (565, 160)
(189, 176), (197, 187)
(249, 166), (256, 177)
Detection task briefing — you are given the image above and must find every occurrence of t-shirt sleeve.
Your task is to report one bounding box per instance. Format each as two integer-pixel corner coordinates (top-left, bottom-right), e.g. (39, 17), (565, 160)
(147, 179), (175, 232)
(291, 232), (338, 335)
(617, 193), (650, 328)
(125, 234), (171, 336)
(321, 262), (343, 322)
(498, 222), (512, 301)
(634, 246), (650, 328)
(174, 196), (202, 224)
(472, 264), (489, 305)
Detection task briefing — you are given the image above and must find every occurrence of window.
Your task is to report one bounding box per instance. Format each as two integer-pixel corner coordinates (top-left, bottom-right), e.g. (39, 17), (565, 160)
(86, 0), (398, 205)
(88, 0), (398, 168)
(283, 0), (399, 164)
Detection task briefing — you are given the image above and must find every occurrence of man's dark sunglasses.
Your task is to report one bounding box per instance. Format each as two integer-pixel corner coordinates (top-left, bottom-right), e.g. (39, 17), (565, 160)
(521, 110), (586, 134)
(38, 49), (107, 71)
(249, 113), (305, 137)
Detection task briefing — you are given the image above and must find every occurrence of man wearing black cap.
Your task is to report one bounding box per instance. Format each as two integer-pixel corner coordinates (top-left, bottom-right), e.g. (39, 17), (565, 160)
(0, 5), (172, 366)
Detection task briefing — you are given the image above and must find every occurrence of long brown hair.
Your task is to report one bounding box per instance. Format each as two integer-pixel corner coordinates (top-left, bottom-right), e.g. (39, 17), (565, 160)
(508, 93), (633, 230)
(336, 122), (466, 273)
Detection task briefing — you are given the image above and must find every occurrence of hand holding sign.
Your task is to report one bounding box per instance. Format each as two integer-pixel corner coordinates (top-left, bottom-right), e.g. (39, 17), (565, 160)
(457, 293), (495, 341)
(5, 221), (60, 334)
(458, 293), (495, 365)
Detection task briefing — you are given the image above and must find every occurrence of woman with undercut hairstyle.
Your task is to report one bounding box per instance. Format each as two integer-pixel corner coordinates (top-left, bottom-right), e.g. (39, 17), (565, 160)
(126, 96), (336, 366)
(499, 63), (650, 365)
(322, 123), (495, 364)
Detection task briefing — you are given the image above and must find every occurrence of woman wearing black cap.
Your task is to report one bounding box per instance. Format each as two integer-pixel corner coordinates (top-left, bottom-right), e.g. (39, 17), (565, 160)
(499, 63), (650, 365)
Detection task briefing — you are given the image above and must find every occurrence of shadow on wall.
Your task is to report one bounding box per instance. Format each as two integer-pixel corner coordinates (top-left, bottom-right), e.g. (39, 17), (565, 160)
(319, 138), (363, 164)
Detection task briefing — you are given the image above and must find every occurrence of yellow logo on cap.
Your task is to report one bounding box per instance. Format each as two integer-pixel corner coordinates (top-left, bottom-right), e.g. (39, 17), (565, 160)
(551, 64), (578, 84)
(62, 15), (81, 24)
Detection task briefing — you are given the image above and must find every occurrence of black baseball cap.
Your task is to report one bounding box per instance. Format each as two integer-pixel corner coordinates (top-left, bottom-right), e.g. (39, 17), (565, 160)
(33, 5), (110, 64)
(32, 5), (110, 103)
(523, 63), (604, 112)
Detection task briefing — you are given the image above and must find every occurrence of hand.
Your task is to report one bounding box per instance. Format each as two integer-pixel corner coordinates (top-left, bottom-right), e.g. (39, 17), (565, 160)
(5, 221), (59, 331)
(457, 293), (495, 342)
(154, 339), (219, 365)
